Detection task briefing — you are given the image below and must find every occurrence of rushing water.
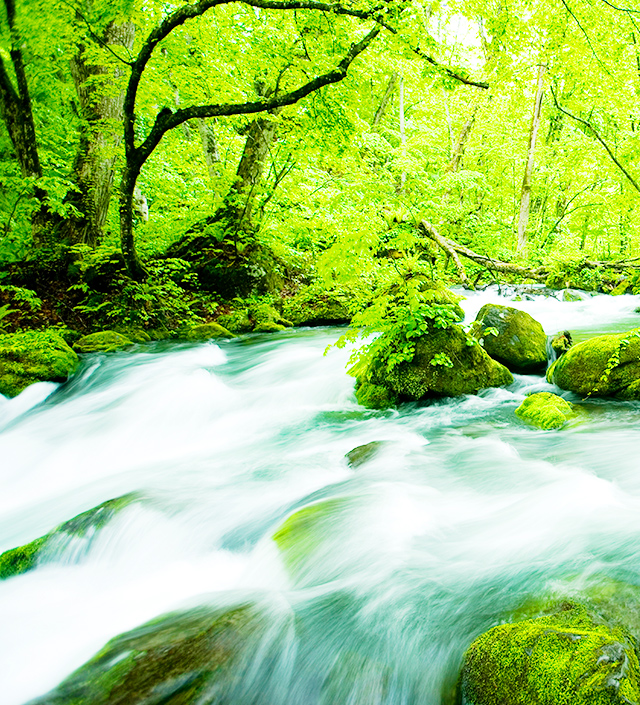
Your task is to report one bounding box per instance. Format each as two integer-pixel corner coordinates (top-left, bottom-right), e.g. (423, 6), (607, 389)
(2, 288), (640, 704)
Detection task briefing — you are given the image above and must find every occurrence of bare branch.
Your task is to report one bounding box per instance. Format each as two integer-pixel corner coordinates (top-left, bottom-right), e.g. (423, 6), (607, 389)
(550, 85), (640, 195)
(559, 0), (611, 75)
(599, 0), (640, 13)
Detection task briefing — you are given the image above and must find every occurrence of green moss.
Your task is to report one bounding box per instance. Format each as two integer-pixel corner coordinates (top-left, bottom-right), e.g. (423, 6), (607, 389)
(0, 494), (140, 580)
(282, 286), (352, 326)
(354, 379), (397, 409)
(73, 331), (134, 354)
(515, 392), (574, 430)
(460, 604), (640, 705)
(611, 280), (630, 296)
(547, 330), (640, 399)
(248, 301), (293, 331)
(32, 604), (259, 705)
(370, 324), (513, 400)
(345, 441), (386, 468)
(216, 308), (253, 333)
(471, 304), (547, 373)
(0, 329), (79, 397)
(272, 498), (350, 576)
(551, 331), (572, 357)
(183, 322), (235, 341)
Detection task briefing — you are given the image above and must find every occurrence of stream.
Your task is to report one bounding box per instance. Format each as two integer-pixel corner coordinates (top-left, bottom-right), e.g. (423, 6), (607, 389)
(2, 287), (640, 704)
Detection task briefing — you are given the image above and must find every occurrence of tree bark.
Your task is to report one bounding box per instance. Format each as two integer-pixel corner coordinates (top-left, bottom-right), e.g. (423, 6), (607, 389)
(197, 118), (220, 182)
(418, 220), (472, 287)
(68, 20), (135, 246)
(371, 71), (398, 128)
(447, 105), (478, 172)
(516, 64), (545, 256)
(397, 72), (406, 193)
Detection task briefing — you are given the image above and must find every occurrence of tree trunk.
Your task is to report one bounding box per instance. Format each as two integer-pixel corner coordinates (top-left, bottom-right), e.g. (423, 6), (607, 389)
(68, 20), (135, 246)
(447, 106), (478, 173)
(119, 162), (146, 279)
(197, 118), (220, 183)
(516, 64), (545, 256)
(214, 114), (279, 232)
(371, 71), (398, 128)
(397, 72), (406, 194)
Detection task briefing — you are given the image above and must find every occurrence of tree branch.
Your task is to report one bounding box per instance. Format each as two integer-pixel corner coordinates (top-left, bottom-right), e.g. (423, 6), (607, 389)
(136, 24), (382, 163)
(599, 0), (640, 13)
(412, 46), (489, 89)
(550, 85), (640, 195)
(559, 0), (610, 74)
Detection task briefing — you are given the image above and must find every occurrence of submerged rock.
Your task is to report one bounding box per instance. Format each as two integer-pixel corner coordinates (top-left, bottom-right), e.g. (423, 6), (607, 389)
(73, 331), (134, 354)
(0, 494), (139, 580)
(515, 392), (574, 430)
(471, 304), (547, 373)
(345, 441), (386, 468)
(29, 604), (259, 705)
(183, 322), (235, 341)
(547, 330), (640, 399)
(0, 329), (79, 397)
(365, 324), (512, 403)
(460, 603), (640, 705)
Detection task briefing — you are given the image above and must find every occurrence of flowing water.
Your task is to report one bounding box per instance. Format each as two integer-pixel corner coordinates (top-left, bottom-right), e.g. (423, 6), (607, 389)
(2, 288), (640, 704)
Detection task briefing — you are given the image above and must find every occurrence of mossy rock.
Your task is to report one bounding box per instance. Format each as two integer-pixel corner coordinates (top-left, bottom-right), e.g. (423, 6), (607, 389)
(29, 604), (259, 705)
(272, 498), (350, 578)
(282, 287), (352, 326)
(216, 308), (253, 333)
(460, 603), (640, 705)
(248, 301), (292, 331)
(345, 441), (386, 468)
(515, 392), (574, 430)
(471, 304), (547, 373)
(0, 494), (139, 580)
(183, 322), (235, 341)
(354, 379), (398, 409)
(562, 289), (585, 302)
(0, 329), (79, 397)
(547, 330), (640, 399)
(73, 331), (134, 354)
(551, 330), (573, 357)
(611, 280), (631, 296)
(369, 324), (513, 401)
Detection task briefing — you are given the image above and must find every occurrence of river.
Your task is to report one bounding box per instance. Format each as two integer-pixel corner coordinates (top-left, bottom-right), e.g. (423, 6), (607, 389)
(2, 287), (640, 704)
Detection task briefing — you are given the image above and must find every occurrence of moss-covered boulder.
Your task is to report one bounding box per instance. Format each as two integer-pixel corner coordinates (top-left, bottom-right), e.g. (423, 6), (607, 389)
(272, 498), (350, 578)
(73, 331), (134, 354)
(248, 301), (293, 333)
(282, 287), (352, 326)
(345, 441), (386, 468)
(0, 329), (79, 397)
(515, 392), (574, 430)
(366, 325), (513, 402)
(183, 322), (235, 341)
(0, 494), (139, 580)
(29, 604), (259, 705)
(354, 379), (398, 409)
(471, 304), (547, 373)
(460, 604), (640, 705)
(216, 307), (253, 333)
(551, 330), (573, 357)
(547, 330), (640, 399)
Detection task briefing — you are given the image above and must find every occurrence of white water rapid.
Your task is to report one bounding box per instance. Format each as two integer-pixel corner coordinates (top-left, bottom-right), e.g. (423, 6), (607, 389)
(2, 288), (640, 704)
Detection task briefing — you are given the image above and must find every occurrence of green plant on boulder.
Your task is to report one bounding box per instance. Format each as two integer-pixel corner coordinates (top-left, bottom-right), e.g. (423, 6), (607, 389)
(183, 322), (235, 341)
(73, 331), (134, 354)
(460, 603), (640, 705)
(515, 392), (574, 430)
(471, 304), (547, 373)
(29, 604), (260, 705)
(547, 329), (640, 399)
(0, 494), (140, 580)
(0, 329), (79, 397)
(551, 330), (572, 357)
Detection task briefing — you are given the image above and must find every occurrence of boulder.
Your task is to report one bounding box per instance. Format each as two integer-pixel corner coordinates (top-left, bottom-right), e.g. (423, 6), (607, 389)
(471, 304), (547, 373)
(365, 324), (513, 403)
(0, 494), (139, 580)
(29, 604), (259, 705)
(248, 301), (293, 333)
(282, 288), (352, 326)
(183, 322), (235, 341)
(460, 603), (640, 705)
(0, 330), (79, 397)
(562, 289), (585, 302)
(547, 330), (640, 399)
(216, 308), (253, 333)
(515, 392), (574, 430)
(345, 441), (386, 468)
(551, 330), (572, 357)
(73, 331), (134, 354)
(354, 380), (398, 410)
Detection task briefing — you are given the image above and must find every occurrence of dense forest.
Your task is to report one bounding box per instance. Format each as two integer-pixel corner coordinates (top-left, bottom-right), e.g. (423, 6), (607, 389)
(4, 0), (640, 704)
